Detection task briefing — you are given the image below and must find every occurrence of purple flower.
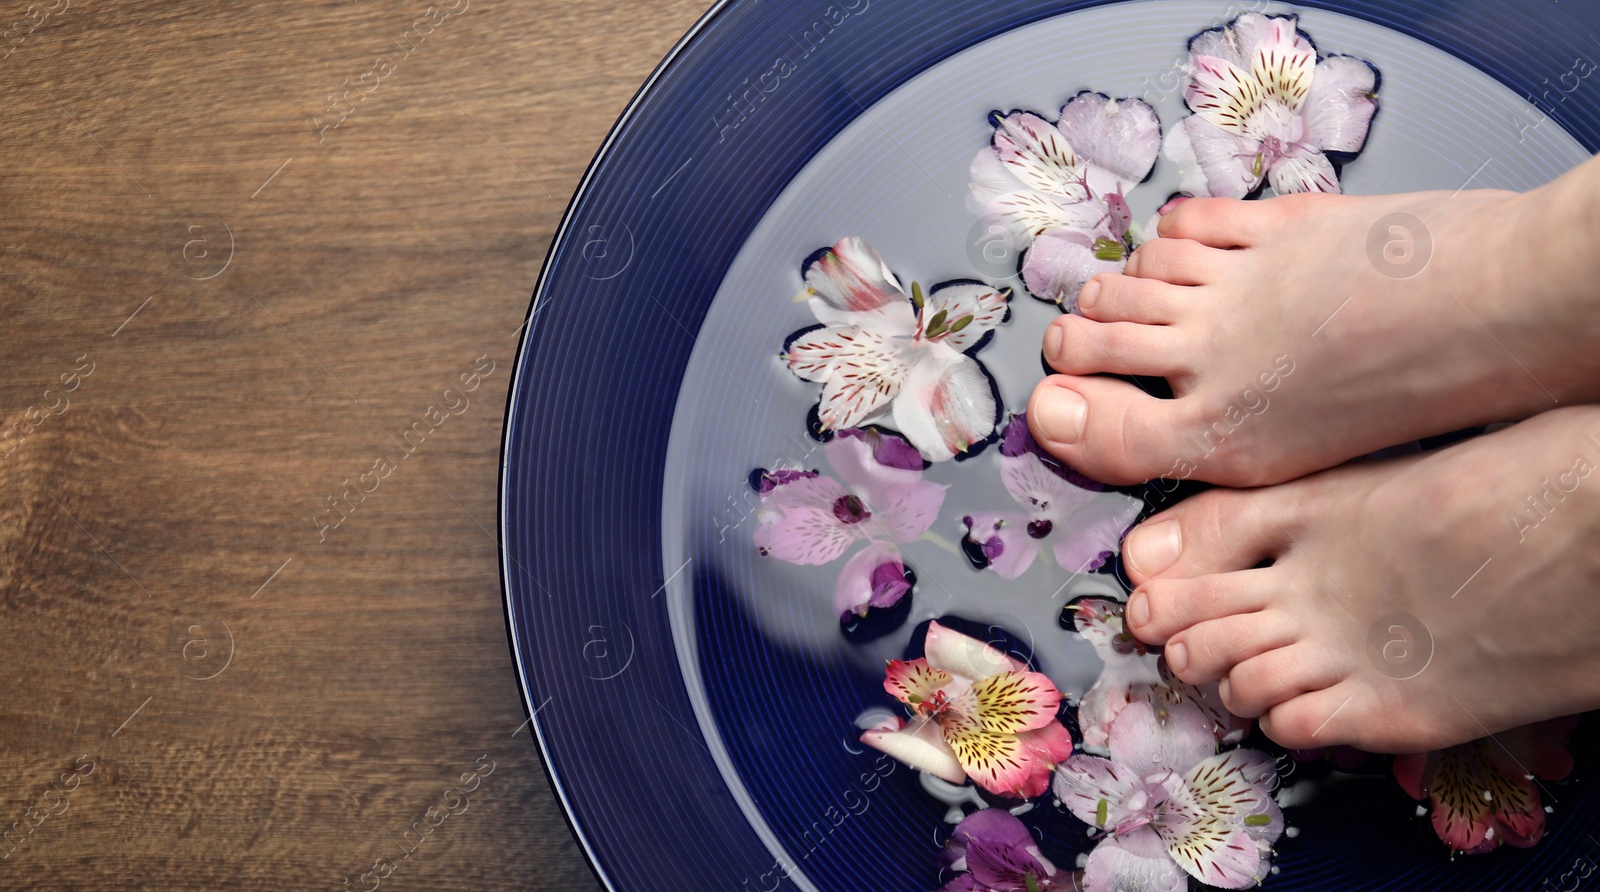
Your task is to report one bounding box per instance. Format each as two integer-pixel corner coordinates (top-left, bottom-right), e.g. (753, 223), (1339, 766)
(961, 415), (1143, 580)
(1164, 14), (1378, 197)
(1054, 701), (1283, 891)
(938, 809), (1072, 892)
(784, 238), (1011, 462)
(752, 429), (946, 618)
(968, 92), (1162, 311)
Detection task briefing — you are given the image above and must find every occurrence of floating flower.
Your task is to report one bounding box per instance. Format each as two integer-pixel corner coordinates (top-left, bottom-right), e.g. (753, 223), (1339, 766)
(1164, 13), (1378, 197)
(1069, 597), (1248, 752)
(861, 620), (1073, 798)
(938, 808), (1075, 892)
(784, 238), (1011, 462)
(1055, 700), (1283, 891)
(962, 415), (1143, 579)
(1393, 717), (1576, 855)
(968, 91), (1161, 311)
(752, 428), (945, 619)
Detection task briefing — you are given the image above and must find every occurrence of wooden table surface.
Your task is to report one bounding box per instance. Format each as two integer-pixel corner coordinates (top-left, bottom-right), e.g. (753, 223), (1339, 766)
(0, 1), (709, 887)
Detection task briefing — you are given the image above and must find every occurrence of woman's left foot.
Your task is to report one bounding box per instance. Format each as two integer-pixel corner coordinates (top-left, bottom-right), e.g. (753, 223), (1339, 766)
(1117, 404), (1600, 753)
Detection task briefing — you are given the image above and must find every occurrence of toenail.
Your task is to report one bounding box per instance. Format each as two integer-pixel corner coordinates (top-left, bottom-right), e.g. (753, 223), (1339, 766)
(1166, 641), (1189, 674)
(1043, 322), (1065, 364)
(1126, 520), (1182, 578)
(1077, 279), (1101, 311)
(1126, 592), (1150, 628)
(1033, 387), (1086, 444)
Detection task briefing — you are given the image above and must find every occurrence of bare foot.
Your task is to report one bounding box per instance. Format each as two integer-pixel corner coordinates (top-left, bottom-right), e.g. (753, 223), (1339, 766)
(1026, 174), (1600, 487)
(1116, 405), (1600, 753)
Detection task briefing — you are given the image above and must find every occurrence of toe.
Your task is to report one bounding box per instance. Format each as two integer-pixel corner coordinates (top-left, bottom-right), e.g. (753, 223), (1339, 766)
(1126, 568), (1275, 645)
(1122, 489), (1291, 585)
(1043, 314), (1190, 378)
(1258, 681), (1375, 749)
(1156, 197), (1277, 248)
(1226, 643), (1350, 722)
(1123, 237), (1227, 286)
(1027, 375), (1197, 486)
(1163, 609), (1298, 686)
(1077, 273), (1190, 325)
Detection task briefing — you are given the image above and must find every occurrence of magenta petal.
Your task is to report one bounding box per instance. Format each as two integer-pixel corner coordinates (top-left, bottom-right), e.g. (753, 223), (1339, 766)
(1022, 229), (1123, 311)
(833, 542), (909, 618)
(963, 512), (1038, 579)
(752, 474), (858, 564)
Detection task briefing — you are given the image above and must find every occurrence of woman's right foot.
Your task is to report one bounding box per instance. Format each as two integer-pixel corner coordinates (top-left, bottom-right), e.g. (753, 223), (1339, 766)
(1027, 173), (1600, 487)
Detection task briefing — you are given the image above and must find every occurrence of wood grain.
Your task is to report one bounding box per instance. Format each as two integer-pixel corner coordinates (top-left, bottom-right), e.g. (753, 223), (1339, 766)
(0, 0), (711, 888)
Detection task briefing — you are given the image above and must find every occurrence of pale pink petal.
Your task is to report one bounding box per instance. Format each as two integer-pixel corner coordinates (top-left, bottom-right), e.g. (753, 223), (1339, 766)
(991, 110), (1087, 198)
(1160, 121), (1215, 199)
(1186, 54), (1264, 137)
(861, 715), (966, 783)
(1303, 55), (1379, 153)
(752, 475), (859, 564)
(867, 479), (947, 544)
(1158, 663), (1252, 745)
(834, 543), (912, 619)
(1188, 13), (1277, 69)
(1083, 832), (1188, 892)
(918, 282), (1011, 353)
(1050, 491), (1145, 574)
(824, 431), (924, 497)
(1021, 229), (1124, 312)
(1019, 719), (1074, 769)
(1055, 92), (1162, 188)
(1268, 150), (1340, 195)
(1186, 750), (1283, 844)
(969, 169), (1100, 243)
(1108, 700), (1217, 777)
(962, 511), (1040, 580)
(891, 347), (997, 463)
(785, 325), (910, 431)
(1173, 116), (1263, 199)
(1249, 15), (1315, 112)
(804, 237), (906, 314)
(1054, 753), (1142, 828)
(1001, 449), (1097, 518)
(925, 619), (1025, 680)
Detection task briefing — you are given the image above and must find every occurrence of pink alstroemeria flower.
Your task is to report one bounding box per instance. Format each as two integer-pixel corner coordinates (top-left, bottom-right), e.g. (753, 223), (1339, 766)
(968, 91), (1161, 311)
(861, 621), (1073, 799)
(1164, 14), (1378, 198)
(939, 808), (1076, 892)
(752, 428), (945, 619)
(784, 237), (1011, 462)
(962, 414), (1143, 580)
(1070, 597), (1248, 753)
(1393, 716), (1577, 855)
(1055, 701), (1283, 892)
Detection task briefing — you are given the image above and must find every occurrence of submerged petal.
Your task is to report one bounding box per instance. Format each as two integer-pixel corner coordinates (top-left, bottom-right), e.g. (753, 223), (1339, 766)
(1050, 492), (1144, 574)
(752, 475), (859, 564)
(835, 543), (912, 619)
(1021, 229), (1124, 312)
(962, 511), (1040, 580)
(1054, 753), (1143, 828)
(1055, 91), (1162, 188)
(1082, 832), (1188, 892)
(1108, 700), (1218, 777)
(1174, 116), (1263, 199)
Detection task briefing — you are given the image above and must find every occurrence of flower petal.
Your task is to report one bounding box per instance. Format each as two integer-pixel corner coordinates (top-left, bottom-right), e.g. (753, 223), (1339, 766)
(1268, 150), (1340, 195)
(962, 511), (1040, 580)
(1054, 753), (1143, 828)
(752, 475), (858, 564)
(1051, 491), (1144, 574)
(919, 282), (1011, 353)
(1173, 116), (1262, 199)
(860, 715), (966, 784)
(1186, 750), (1283, 844)
(1160, 119), (1215, 199)
(804, 237), (906, 314)
(965, 670), (1062, 735)
(1083, 832), (1188, 892)
(1055, 92), (1162, 188)
(1108, 700), (1217, 777)
(956, 810), (1056, 888)
(1249, 15), (1314, 112)
(1186, 54), (1264, 137)
(892, 347), (997, 463)
(1303, 55), (1379, 153)
(1422, 742), (1496, 853)
(786, 325), (910, 431)
(1002, 450), (1098, 521)
(1021, 229), (1124, 312)
(1188, 13), (1277, 70)
(990, 110), (1086, 198)
(1020, 719), (1075, 768)
(883, 657), (951, 707)
(1157, 663), (1252, 745)
(925, 620), (1026, 680)
(942, 714), (1040, 798)
(835, 543), (912, 619)
(825, 430), (924, 495)
(1156, 818), (1262, 889)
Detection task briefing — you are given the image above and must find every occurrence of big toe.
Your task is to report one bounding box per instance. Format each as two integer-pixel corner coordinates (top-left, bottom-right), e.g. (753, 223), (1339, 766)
(1028, 375), (1194, 487)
